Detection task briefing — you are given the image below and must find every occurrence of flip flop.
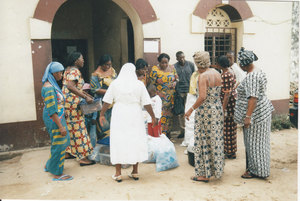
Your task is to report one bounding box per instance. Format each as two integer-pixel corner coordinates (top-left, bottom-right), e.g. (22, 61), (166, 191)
(52, 174), (73, 181)
(191, 176), (209, 183)
(128, 173), (139, 180)
(112, 175), (122, 182)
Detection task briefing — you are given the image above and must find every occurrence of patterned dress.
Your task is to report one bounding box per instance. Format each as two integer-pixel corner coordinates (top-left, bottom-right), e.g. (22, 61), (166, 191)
(194, 86), (224, 179)
(62, 67), (93, 159)
(42, 86), (70, 175)
(90, 68), (117, 141)
(234, 70), (274, 177)
(220, 71), (237, 158)
(149, 65), (178, 135)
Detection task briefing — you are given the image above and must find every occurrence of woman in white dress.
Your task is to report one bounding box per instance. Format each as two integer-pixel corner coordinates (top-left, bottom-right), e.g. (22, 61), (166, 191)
(100, 63), (157, 182)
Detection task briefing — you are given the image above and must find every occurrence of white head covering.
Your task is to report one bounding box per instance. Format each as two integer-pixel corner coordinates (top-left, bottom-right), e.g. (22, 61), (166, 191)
(113, 63), (138, 93)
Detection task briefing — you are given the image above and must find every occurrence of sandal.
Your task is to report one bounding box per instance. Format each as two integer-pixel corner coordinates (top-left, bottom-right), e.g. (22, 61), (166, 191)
(128, 173), (139, 180)
(225, 154), (236, 159)
(112, 174), (122, 182)
(241, 171), (258, 179)
(80, 160), (96, 166)
(65, 153), (76, 160)
(52, 174), (73, 181)
(191, 176), (209, 183)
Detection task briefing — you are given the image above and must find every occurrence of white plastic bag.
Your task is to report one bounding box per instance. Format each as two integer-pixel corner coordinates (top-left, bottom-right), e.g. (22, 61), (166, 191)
(155, 135), (179, 172)
(145, 135), (160, 163)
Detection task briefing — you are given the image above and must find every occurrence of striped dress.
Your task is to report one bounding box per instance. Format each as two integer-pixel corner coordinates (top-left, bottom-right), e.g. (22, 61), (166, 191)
(234, 70), (274, 177)
(42, 86), (70, 175)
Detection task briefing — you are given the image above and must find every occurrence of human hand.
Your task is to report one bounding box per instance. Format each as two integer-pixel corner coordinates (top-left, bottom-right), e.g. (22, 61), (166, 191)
(86, 96), (93, 104)
(151, 117), (158, 127)
(99, 116), (106, 127)
(59, 126), (67, 136)
(244, 117), (251, 128)
(184, 108), (193, 121)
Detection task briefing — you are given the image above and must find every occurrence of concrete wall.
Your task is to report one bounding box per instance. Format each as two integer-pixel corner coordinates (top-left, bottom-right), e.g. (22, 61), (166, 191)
(0, 0), (39, 124)
(92, 0), (128, 72)
(0, 0), (294, 150)
(243, 2), (292, 101)
(145, 0), (292, 101)
(51, 0), (95, 77)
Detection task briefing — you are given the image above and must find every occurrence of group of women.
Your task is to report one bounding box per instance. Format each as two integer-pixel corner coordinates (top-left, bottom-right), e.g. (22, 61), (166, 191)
(42, 47), (273, 183)
(184, 48), (274, 182)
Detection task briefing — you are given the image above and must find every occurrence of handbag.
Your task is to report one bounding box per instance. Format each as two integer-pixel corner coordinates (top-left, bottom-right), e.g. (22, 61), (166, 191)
(172, 92), (185, 115)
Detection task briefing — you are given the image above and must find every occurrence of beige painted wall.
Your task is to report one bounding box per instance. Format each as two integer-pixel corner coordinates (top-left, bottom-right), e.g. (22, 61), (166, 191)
(0, 0), (39, 124)
(0, 0), (293, 124)
(244, 2), (292, 100)
(146, 0), (202, 65)
(145, 0), (292, 100)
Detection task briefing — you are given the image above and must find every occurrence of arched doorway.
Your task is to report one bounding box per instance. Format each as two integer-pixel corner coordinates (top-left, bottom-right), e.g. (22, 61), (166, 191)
(51, 0), (135, 81)
(204, 7), (242, 65)
(193, 0), (252, 64)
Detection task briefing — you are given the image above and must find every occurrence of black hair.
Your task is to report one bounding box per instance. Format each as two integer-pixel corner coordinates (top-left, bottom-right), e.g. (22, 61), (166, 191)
(157, 53), (170, 62)
(176, 51), (184, 57)
(217, 55), (230, 68)
(135, 58), (148, 70)
(97, 54), (113, 66)
(66, 51), (82, 67)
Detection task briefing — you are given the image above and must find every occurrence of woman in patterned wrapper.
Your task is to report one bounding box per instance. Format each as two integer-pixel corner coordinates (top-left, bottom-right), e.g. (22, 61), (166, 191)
(235, 47), (274, 179)
(149, 53), (178, 138)
(184, 51), (224, 183)
(62, 52), (96, 166)
(90, 54), (117, 142)
(218, 55), (238, 159)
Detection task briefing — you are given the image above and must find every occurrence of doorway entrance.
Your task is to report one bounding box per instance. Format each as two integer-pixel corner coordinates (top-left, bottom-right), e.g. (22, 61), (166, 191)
(51, 0), (135, 81)
(52, 39), (89, 82)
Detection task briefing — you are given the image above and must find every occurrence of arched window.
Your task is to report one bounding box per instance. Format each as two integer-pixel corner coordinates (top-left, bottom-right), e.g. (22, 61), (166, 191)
(205, 8), (237, 65)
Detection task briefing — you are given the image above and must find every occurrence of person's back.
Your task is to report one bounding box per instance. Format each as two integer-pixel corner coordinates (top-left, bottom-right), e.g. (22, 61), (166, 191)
(201, 68), (222, 88)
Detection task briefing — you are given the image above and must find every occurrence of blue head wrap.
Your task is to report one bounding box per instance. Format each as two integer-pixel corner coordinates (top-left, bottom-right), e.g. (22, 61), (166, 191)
(42, 62), (65, 98)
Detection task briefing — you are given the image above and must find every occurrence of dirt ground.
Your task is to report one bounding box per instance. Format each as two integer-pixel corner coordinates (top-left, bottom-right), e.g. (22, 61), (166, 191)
(0, 128), (298, 200)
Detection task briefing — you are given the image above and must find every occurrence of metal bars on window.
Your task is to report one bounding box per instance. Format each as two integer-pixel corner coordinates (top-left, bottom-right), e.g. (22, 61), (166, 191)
(205, 27), (237, 65)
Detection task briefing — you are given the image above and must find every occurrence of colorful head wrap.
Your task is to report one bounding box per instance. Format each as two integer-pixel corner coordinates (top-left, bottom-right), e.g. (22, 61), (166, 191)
(193, 51), (211, 68)
(42, 62), (65, 98)
(237, 47), (258, 67)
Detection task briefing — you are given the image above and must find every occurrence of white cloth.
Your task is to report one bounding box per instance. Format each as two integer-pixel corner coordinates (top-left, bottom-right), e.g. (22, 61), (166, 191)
(180, 93), (197, 147)
(230, 63), (246, 86)
(103, 63), (151, 164)
(146, 95), (162, 122)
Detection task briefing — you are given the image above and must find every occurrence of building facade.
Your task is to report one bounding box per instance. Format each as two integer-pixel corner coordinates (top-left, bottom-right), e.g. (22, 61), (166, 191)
(0, 0), (296, 151)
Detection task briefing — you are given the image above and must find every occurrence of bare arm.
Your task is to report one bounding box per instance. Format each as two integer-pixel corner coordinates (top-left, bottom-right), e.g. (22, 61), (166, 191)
(67, 80), (93, 103)
(144, 104), (158, 127)
(222, 91), (230, 111)
(244, 97), (257, 128)
(96, 88), (107, 95)
(51, 113), (67, 136)
(99, 102), (110, 126)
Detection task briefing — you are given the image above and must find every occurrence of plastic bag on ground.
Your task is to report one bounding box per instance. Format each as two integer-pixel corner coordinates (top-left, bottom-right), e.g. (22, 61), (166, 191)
(144, 135), (160, 163)
(155, 135), (179, 172)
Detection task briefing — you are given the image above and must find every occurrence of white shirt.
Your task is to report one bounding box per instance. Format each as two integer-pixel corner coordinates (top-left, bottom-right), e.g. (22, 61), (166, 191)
(230, 63), (246, 86)
(146, 95), (162, 123)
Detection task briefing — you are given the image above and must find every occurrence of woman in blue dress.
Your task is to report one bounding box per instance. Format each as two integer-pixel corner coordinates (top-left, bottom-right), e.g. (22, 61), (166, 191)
(90, 55), (117, 141)
(42, 62), (72, 181)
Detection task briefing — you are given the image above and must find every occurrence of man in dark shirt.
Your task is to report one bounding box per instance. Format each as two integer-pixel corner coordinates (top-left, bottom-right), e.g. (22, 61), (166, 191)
(174, 51), (195, 138)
